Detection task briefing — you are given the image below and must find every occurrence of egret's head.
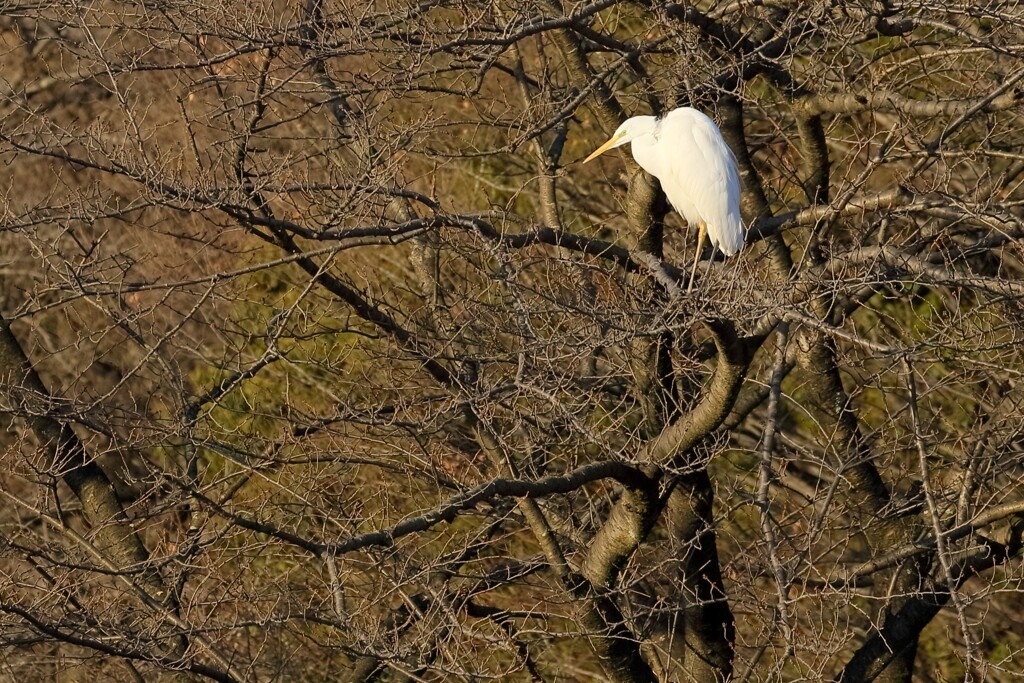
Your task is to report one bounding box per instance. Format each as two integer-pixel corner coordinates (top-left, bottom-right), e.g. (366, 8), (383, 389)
(582, 117), (660, 164)
(582, 120), (637, 164)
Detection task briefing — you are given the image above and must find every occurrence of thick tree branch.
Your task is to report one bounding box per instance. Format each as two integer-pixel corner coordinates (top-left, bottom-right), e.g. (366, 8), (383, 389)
(190, 459), (653, 557)
(0, 316), (166, 594)
(836, 518), (1024, 683)
(639, 319), (751, 464)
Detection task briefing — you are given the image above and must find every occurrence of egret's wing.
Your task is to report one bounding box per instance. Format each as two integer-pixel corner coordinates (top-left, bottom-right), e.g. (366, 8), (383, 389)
(661, 109), (745, 256)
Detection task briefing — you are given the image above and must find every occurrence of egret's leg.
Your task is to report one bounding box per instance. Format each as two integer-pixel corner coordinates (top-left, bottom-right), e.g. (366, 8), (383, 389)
(707, 242), (717, 286)
(687, 222), (707, 294)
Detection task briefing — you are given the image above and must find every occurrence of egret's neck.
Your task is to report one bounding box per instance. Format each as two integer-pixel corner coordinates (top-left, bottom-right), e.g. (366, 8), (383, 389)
(626, 116), (663, 176)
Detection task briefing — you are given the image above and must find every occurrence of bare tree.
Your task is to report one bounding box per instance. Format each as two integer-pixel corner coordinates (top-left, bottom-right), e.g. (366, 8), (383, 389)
(1, 1), (1024, 681)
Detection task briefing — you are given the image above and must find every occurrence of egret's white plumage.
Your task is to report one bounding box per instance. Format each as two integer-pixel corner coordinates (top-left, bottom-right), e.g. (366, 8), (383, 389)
(583, 107), (744, 290)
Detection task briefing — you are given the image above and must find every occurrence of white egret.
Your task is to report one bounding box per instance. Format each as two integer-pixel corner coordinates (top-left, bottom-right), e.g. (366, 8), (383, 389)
(583, 107), (744, 292)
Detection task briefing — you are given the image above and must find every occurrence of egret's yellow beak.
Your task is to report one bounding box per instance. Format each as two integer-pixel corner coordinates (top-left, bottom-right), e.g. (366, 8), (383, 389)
(582, 132), (624, 164)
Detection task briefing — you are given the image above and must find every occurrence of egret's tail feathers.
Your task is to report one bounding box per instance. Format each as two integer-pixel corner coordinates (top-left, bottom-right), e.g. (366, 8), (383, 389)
(711, 216), (744, 257)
